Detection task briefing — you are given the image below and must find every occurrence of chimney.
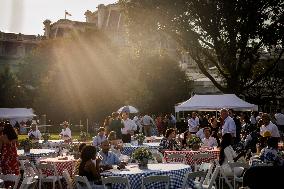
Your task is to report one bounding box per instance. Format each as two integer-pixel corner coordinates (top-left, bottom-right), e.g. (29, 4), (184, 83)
(97, 4), (106, 29)
(85, 10), (93, 23)
(43, 19), (51, 39)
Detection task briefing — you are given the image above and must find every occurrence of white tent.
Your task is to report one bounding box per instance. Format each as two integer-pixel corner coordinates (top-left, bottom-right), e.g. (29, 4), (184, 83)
(0, 108), (36, 125)
(175, 94), (258, 112)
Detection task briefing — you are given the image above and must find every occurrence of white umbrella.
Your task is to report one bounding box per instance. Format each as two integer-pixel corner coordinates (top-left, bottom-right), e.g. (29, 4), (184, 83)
(117, 105), (139, 113)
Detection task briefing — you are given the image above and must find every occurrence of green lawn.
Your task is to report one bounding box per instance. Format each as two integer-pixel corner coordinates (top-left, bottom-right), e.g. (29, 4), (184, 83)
(18, 132), (90, 142)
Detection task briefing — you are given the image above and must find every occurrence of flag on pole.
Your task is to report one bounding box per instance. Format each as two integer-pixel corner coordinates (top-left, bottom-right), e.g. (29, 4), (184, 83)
(65, 10), (72, 19)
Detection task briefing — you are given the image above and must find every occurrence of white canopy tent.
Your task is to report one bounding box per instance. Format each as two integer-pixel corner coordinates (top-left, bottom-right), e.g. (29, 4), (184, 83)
(0, 108), (36, 125)
(175, 94), (258, 112)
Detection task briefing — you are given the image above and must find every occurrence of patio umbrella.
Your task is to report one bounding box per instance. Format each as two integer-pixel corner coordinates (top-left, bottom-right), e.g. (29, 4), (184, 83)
(117, 105), (139, 113)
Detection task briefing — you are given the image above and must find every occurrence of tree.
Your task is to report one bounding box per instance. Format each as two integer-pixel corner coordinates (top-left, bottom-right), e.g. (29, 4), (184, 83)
(17, 30), (130, 122)
(132, 54), (192, 113)
(16, 29), (192, 121)
(121, 0), (284, 95)
(0, 66), (27, 107)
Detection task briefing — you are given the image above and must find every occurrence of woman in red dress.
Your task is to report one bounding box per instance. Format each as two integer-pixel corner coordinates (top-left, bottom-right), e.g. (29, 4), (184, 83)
(0, 121), (20, 175)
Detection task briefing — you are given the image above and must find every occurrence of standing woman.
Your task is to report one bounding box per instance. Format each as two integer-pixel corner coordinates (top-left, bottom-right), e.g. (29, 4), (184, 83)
(0, 122), (20, 175)
(209, 117), (221, 146)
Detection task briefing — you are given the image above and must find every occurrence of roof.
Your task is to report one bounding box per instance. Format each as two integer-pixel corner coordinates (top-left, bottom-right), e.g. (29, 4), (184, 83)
(175, 94), (258, 112)
(0, 108), (36, 119)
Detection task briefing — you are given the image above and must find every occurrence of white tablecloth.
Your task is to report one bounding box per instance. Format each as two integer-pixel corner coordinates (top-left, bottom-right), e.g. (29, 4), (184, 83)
(18, 149), (56, 155)
(17, 149), (56, 163)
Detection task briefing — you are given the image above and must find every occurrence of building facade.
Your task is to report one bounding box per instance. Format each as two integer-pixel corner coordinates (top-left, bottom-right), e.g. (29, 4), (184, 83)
(0, 32), (40, 72)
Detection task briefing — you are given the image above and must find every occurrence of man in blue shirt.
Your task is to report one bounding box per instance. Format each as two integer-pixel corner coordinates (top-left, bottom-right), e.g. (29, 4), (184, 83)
(98, 140), (125, 170)
(93, 127), (107, 147)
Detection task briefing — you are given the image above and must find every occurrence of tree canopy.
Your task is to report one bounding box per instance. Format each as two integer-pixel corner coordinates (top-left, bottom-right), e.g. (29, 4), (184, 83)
(11, 29), (191, 122)
(121, 0), (284, 95)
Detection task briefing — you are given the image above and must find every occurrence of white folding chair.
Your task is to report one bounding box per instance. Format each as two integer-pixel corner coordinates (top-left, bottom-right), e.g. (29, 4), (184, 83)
(228, 162), (249, 189)
(167, 153), (186, 164)
(192, 153), (214, 171)
(20, 160), (39, 178)
(62, 170), (73, 189)
(101, 176), (130, 189)
(19, 160), (39, 189)
(198, 162), (214, 186)
(152, 152), (165, 163)
(215, 160), (233, 189)
(74, 175), (92, 189)
(142, 175), (170, 189)
(202, 166), (220, 189)
(37, 163), (62, 189)
(20, 175), (38, 189)
(0, 174), (21, 189)
(181, 170), (206, 189)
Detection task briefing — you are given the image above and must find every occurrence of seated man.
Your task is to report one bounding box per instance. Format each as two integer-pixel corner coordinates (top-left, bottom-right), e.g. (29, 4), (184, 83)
(202, 127), (218, 147)
(28, 123), (41, 140)
(93, 127), (107, 147)
(259, 137), (284, 166)
(196, 127), (205, 139)
(98, 140), (125, 171)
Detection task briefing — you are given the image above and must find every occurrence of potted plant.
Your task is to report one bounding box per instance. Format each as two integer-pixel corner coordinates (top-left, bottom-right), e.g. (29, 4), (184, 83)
(131, 147), (153, 169)
(79, 131), (88, 142)
(68, 144), (80, 159)
(187, 136), (202, 151)
(42, 133), (50, 143)
(134, 133), (146, 145)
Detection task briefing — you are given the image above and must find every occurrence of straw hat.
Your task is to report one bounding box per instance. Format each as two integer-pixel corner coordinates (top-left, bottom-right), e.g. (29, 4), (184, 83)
(263, 131), (272, 138)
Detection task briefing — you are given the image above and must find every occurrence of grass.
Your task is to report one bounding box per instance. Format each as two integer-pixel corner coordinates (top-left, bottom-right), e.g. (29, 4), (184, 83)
(18, 132), (92, 142)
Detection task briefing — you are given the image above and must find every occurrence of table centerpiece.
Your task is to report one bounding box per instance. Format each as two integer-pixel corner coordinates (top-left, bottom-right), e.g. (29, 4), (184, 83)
(187, 135), (202, 151)
(132, 147), (153, 169)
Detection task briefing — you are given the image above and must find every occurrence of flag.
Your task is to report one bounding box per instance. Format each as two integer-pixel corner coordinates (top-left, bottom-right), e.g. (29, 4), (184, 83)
(65, 10), (72, 16)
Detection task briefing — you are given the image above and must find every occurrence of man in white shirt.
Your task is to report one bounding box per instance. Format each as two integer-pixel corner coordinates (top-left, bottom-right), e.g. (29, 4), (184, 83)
(275, 109), (284, 133)
(188, 112), (199, 134)
(221, 109), (236, 137)
(28, 123), (41, 140)
(93, 127), (107, 147)
(121, 112), (137, 143)
(260, 113), (280, 138)
(59, 121), (72, 141)
(133, 115), (143, 133)
(202, 127), (218, 147)
(256, 112), (263, 123)
(196, 128), (205, 139)
(142, 114), (155, 137)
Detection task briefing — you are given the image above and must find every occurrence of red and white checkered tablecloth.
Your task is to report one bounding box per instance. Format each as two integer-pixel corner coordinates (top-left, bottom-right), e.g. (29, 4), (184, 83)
(39, 156), (77, 176)
(164, 149), (220, 165)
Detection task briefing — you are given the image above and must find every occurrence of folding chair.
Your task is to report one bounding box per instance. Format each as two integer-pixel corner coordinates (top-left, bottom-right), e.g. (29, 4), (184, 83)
(37, 163), (62, 189)
(74, 175), (92, 189)
(0, 174), (21, 189)
(192, 153), (214, 171)
(181, 170), (206, 189)
(102, 176), (130, 189)
(229, 162), (249, 189)
(62, 170), (73, 189)
(167, 153), (186, 164)
(142, 175), (170, 189)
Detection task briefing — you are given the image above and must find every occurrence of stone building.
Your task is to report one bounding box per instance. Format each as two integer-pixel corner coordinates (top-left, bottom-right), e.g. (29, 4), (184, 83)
(0, 31), (40, 71)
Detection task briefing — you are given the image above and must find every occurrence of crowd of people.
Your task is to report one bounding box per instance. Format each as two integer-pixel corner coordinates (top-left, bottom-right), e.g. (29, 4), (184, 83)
(0, 107), (283, 187)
